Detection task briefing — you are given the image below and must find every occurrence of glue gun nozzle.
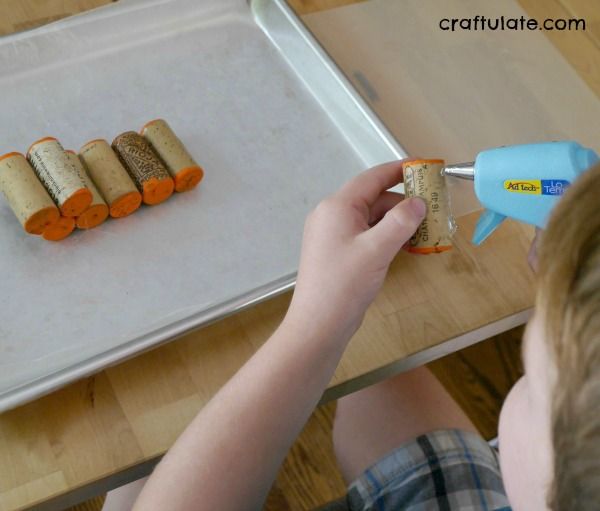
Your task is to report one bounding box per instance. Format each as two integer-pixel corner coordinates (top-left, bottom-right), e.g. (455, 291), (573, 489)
(443, 162), (475, 180)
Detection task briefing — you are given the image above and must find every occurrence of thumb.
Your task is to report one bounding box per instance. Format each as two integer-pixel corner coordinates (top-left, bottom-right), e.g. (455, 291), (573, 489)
(361, 197), (426, 260)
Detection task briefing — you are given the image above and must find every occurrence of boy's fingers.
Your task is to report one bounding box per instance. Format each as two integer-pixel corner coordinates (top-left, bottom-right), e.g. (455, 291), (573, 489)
(368, 191), (404, 225)
(361, 198), (426, 259)
(337, 161), (406, 207)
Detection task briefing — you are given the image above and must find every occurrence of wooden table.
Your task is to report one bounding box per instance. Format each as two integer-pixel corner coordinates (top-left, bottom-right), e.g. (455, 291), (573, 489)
(0, 0), (597, 509)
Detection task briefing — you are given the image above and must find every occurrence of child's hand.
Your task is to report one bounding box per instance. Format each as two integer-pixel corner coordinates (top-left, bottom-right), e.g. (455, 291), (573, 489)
(287, 161), (426, 342)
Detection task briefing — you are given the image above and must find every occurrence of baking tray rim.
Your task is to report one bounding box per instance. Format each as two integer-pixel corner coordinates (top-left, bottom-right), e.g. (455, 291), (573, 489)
(0, 0), (406, 412)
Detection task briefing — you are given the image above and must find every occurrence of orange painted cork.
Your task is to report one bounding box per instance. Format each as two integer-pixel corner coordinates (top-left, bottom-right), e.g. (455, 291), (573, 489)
(27, 137), (92, 217)
(112, 131), (174, 205)
(402, 159), (454, 254)
(141, 119), (204, 192)
(65, 150), (109, 229)
(0, 152), (60, 234)
(79, 139), (142, 218)
(42, 216), (75, 241)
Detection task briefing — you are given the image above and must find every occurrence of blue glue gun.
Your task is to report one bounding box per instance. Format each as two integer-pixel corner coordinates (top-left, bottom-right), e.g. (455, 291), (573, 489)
(443, 141), (599, 244)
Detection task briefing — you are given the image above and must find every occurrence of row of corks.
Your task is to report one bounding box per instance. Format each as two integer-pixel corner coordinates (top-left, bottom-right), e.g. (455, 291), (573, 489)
(0, 119), (204, 241)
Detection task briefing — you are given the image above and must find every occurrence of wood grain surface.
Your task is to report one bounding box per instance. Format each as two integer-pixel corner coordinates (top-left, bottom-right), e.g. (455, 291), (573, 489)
(522, 0), (600, 98)
(0, 0), (114, 35)
(1, 0), (596, 509)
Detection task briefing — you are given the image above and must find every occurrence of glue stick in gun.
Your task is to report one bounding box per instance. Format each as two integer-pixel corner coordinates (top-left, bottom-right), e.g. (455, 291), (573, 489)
(442, 141), (599, 245)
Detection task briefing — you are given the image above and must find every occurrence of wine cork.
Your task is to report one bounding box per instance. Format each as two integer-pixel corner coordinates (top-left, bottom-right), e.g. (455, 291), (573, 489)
(79, 139), (142, 218)
(0, 152), (60, 234)
(65, 151), (109, 229)
(112, 131), (174, 205)
(140, 119), (204, 192)
(402, 159), (454, 254)
(42, 216), (75, 241)
(27, 137), (92, 217)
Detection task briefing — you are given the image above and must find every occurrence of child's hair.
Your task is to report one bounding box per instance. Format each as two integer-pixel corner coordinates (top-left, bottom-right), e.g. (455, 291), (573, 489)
(537, 161), (600, 509)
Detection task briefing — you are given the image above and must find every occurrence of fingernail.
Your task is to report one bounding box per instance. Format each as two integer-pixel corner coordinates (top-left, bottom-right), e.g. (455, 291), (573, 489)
(410, 197), (427, 217)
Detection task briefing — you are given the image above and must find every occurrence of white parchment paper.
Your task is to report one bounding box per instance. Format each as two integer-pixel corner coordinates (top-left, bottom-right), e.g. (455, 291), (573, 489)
(0, 0), (382, 407)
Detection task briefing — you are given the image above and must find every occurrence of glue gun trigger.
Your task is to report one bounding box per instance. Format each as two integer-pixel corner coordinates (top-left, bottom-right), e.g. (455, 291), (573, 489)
(472, 209), (506, 245)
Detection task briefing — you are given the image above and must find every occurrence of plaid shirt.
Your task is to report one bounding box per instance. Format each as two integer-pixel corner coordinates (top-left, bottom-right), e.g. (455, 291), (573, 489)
(323, 429), (511, 511)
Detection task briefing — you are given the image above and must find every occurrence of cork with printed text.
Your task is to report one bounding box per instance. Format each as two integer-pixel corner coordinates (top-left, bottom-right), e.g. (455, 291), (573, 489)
(402, 159), (454, 254)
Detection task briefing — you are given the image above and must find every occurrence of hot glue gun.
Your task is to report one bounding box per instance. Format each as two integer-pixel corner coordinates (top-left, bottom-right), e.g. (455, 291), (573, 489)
(443, 141), (599, 244)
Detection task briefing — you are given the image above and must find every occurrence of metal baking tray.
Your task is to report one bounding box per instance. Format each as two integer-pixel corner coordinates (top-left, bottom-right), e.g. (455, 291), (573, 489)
(0, 0), (405, 412)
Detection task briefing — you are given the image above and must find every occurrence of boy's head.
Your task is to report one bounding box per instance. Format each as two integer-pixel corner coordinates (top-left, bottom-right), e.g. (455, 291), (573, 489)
(498, 162), (600, 510)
